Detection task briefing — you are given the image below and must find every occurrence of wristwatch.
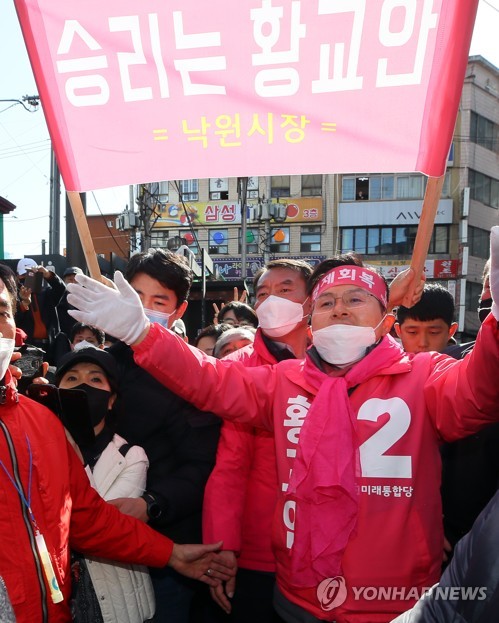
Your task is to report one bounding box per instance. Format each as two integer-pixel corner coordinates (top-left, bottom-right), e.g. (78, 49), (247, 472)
(141, 492), (162, 520)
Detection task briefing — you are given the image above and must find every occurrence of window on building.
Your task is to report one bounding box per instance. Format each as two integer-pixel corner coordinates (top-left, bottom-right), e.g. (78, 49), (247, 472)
(208, 229), (228, 254)
(150, 230), (169, 248)
(340, 225), (450, 255)
(271, 176), (290, 198)
(432, 226), (449, 254)
(396, 175), (424, 199)
(465, 281), (484, 312)
(469, 169), (499, 208)
(209, 178), (229, 200)
(441, 171), (451, 197)
(369, 175), (395, 200)
(342, 174), (425, 201)
(238, 228), (260, 254)
(151, 230), (198, 252)
(469, 226), (490, 259)
(355, 177), (369, 200)
(179, 179), (199, 202)
(301, 175), (322, 196)
(342, 177), (356, 201)
(269, 227), (290, 253)
(300, 226), (321, 252)
(470, 111), (499, 153)
(247, 176), (259, 199)
(149, 180), (169, 203)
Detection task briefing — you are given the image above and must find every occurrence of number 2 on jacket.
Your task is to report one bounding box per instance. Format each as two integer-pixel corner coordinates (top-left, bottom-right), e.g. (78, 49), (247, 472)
(358, 397), (412, 479)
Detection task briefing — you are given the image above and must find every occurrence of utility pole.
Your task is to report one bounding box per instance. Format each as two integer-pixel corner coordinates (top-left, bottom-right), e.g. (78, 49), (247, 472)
(136, 184), (161, 251)
(49, 148), (61, 254)
(238, 177), (249, 279)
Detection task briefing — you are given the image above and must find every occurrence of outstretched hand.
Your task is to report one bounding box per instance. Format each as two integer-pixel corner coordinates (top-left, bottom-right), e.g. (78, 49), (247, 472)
(388, 268), (426, 310)
(168, 542), (237, 587)
(67, 272), (150, 345)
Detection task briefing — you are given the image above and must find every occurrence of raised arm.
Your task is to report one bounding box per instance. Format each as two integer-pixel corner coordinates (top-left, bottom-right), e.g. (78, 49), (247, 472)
(424, 227), (499, 440)
(67, 273), (275, 428)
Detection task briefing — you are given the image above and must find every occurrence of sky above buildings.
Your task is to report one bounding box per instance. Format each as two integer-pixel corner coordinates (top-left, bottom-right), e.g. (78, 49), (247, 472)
(1, 0), (498, 259)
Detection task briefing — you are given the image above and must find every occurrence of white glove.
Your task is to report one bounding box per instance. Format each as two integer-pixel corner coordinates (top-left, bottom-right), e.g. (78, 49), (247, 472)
(67, 271), (149, 345)
(491, 226), (499, 320)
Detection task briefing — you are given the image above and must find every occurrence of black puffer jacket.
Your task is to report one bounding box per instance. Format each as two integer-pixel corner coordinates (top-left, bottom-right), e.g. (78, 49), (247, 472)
(109, 340), (220, 543)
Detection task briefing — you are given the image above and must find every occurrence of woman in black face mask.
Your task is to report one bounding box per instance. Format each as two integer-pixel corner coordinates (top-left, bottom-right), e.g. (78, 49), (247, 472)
(55, 346), (156, 623)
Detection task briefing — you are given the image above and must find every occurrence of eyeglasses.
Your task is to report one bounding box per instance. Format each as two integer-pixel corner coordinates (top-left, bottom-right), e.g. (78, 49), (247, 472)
(314, 289), (377, 311)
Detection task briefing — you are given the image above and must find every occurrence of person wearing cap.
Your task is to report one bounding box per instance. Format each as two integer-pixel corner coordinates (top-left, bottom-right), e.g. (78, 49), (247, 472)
(15, 258), (66, 365)
(0, 263), (235, 623)
(67, 227), (499, 623)
(55, 346), (155, 623)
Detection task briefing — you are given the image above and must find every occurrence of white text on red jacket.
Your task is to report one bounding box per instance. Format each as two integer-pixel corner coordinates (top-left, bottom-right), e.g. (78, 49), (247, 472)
(282, 394), (311, 549)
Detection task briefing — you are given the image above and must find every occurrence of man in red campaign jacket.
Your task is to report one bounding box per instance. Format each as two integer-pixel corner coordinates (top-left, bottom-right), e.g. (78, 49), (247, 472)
(67, 227), (499, 623)
(203, 259), (313, 621)
(204, 259), (421, 621)
(0, 264), (233, 623)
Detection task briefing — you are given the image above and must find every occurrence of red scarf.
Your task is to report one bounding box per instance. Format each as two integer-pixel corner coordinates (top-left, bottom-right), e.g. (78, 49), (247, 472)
(286, 335), (404, 586)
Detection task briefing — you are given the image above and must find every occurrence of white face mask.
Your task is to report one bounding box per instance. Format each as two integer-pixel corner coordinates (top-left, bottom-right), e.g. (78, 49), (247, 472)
(73, 340), (99, 352)
(313, 318), (385, 366)
(0, 338), (15, 382)
(144, 307), (173, 329)
(256, 295), (307, 338)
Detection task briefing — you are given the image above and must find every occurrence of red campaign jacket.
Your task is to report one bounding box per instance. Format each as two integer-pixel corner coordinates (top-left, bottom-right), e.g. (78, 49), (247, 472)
(134, 315), (499, 623)
(0, 377), (173, 623)
(203, 330), (279, 572)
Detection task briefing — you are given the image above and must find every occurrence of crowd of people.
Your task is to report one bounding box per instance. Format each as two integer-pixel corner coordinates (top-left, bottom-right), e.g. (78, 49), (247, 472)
(0, 225), (497, 623)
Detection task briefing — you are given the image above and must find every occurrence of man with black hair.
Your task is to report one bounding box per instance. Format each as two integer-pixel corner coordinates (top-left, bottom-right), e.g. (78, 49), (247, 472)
(70, 322), (105, 349)
(394, 284), (458, 355)
(215, 301), (259, 328)
(105, 249), (221, 623)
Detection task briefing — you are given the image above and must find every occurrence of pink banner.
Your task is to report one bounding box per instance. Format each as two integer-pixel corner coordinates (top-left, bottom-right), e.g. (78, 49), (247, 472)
(15, 0), (478, 191)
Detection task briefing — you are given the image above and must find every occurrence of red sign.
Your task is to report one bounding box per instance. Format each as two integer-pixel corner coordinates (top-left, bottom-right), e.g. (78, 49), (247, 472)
(16, 0), (478, 191)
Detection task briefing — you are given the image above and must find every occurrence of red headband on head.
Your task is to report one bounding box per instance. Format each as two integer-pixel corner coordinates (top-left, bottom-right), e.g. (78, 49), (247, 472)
(312, 265), (388, 308)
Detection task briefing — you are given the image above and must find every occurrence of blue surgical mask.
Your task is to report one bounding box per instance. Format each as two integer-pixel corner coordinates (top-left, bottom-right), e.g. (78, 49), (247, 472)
(144, 307), (173, 329)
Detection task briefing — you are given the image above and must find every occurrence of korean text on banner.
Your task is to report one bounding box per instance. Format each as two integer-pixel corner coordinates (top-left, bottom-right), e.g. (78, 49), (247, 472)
(15, 0), (478, 191)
